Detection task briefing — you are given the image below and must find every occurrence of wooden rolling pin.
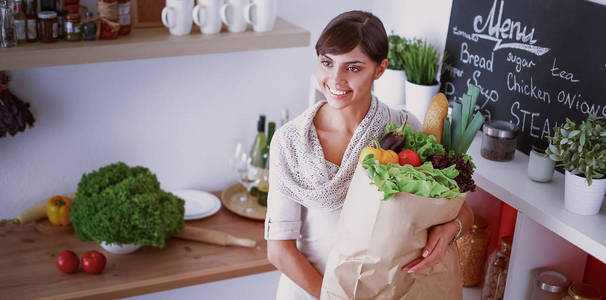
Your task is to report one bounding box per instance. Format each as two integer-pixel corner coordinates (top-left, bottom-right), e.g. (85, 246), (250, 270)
(176, 225), (257, 248)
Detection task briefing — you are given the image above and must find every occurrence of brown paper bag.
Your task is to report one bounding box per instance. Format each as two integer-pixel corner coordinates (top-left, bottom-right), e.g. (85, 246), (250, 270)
(321, 164), (465, 300)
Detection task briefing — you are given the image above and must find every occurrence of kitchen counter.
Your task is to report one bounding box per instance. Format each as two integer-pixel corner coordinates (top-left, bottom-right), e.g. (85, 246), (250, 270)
(0, 193), (274, 300)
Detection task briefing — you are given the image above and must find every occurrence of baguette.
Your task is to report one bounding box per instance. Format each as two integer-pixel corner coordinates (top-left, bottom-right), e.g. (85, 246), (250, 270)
(16, 198), (48, 224)
(422, 93), (449, 144)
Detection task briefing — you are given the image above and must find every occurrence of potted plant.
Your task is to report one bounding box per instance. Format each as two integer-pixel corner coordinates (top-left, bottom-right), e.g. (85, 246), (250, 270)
(373, 34), (408, 108)
(402, 38), (442, 123)
(70, 162), (186, 254)
(546, 114), (606, 215)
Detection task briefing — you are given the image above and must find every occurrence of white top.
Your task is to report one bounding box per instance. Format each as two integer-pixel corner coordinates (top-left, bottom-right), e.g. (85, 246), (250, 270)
(264, 98), (421, 299)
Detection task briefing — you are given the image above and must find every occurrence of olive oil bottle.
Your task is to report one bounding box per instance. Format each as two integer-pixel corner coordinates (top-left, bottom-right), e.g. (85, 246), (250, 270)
(257, 121), (275, 206)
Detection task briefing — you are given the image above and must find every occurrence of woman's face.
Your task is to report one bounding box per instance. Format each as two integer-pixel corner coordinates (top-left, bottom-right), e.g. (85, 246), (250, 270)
(316, 45), (388, 110)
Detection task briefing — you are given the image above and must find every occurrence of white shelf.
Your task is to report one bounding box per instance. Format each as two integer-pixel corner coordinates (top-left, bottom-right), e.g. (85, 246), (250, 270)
(468, 134), (606, 263)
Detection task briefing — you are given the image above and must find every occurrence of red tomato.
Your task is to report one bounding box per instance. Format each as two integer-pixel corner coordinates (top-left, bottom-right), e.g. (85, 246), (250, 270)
(81, 250), (107, 274)
(56, 250), (79, 274)
(398, 149), (421, 167)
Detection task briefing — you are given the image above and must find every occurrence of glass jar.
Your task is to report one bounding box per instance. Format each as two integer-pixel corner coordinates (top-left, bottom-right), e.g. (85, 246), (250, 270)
(528, 140), (556, 182)
(561, 282), (601, 300)
(481, 120), (519, 162)
(530, 268), (570, 300)
(37, 11), (58, 43)
(457, 214), (490, 286)
(64, 13), (81, 41)
(81, 11), (97, 41)
(481, 236), (513, 300)
(98, 0), (119, 39)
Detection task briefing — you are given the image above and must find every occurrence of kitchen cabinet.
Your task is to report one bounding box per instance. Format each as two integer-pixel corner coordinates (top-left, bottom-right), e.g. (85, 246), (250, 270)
(0, 18), (310, 70)
(467, 133), (606, 299)
(0, 199), (274, 300)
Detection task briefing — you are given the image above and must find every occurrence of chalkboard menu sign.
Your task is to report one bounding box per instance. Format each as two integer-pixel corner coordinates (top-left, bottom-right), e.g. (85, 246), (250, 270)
(441, 0), (606, 154)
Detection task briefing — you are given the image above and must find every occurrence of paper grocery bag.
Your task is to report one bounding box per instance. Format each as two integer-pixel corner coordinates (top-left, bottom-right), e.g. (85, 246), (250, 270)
(321, 164), (465, 300)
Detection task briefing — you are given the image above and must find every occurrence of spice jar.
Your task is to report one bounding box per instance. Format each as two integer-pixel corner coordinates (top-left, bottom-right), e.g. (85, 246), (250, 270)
(530, 268), (570, 300)
(457, 214), (490, 286)
(64, 13), (81, 41)
(481, 236), (513, 300)
(562, 282), (601, 300)
(481, 120), (519, 162)
(98, 0), (119, 39)
(528, 140), (556, 182)
(37, 11), (58, 43)
(81, 11), (97, 41)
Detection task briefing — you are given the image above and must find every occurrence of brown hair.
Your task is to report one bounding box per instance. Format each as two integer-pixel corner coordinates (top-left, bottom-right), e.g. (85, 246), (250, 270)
(315, 11), (388, 65)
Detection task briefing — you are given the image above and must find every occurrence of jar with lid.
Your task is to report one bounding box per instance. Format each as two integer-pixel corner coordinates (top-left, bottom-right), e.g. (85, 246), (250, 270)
(81, 11), (97, 40)
(481, 120), (519, 162)
(528, 140), (556, 182)
(98, 0), (119, 39)
(561, 282), (601, 300)
(64, 13), (81, 41)
(530, 268), (570, 300)
(37, 11), (58, 43)
(456, 214), (490, 286)
(481, 236), (513, 300)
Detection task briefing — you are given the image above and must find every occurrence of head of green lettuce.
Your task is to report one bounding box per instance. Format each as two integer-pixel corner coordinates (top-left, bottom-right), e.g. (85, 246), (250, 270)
(70, 162), (185, 248)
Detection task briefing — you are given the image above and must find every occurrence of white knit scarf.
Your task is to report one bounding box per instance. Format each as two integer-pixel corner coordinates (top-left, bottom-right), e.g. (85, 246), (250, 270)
(268, 97), (419, 210)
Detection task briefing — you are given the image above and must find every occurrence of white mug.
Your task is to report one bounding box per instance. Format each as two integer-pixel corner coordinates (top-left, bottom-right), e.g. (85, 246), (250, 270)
(244, 0), (276, 32)
(220, 0), (248, 33)
(162, 0), (194, 36)
(193, 0), (223, 34)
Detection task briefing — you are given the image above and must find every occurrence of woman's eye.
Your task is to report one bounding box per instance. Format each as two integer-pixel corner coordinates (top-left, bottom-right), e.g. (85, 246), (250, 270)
(348, 66), (360, 72)
(321, 60), (332, 67)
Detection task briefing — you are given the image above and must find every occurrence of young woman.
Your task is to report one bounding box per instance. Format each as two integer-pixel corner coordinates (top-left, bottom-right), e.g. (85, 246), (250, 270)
(265, 10), (473, 300)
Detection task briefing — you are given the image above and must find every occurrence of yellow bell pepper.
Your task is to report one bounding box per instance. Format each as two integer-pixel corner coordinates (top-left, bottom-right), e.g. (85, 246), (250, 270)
(46, 195), (72, 226)
(358, 138), (399, 165)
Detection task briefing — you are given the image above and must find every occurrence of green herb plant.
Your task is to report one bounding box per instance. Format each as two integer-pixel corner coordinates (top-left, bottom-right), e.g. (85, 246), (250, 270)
(442, 84), (485, 155)
(70, 162), (185, 248)
(545, 114), (606, 186)
(362, 155), (465, 201)
(387, 34), (408, 71)
(401, 39), (440, 85)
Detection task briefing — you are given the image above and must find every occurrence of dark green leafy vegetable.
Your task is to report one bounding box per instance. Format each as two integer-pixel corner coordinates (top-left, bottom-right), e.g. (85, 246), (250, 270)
(70, 162), (185, 248)
(362, 155), (465, 201)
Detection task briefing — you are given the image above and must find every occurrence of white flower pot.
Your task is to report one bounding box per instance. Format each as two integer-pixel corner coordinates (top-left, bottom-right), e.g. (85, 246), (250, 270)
(405, 81), (440, 123)
(373, 69), (407, 108)
(564, 171), (606, 215)
(100, 242), (142, 254)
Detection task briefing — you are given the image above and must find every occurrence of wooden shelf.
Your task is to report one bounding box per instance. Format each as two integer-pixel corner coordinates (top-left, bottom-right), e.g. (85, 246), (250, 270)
(468, 134), (606, 263)
(0, 198), (274, 300)
(0, 18), (310, 70)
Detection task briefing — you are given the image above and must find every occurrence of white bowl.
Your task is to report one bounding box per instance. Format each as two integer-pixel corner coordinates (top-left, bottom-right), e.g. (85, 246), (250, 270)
(99, 241), (142, 254)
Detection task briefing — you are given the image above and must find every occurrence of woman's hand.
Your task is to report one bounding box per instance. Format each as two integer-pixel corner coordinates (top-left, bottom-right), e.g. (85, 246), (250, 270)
(401, 221), (459, 273)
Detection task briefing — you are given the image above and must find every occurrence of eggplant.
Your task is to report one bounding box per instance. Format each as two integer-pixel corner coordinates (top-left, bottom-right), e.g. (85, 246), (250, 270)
(379, 115), (408, 151)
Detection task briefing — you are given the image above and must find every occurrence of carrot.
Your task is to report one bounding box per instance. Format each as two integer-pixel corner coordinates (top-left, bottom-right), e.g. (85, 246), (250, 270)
(422, 93), (449, 144)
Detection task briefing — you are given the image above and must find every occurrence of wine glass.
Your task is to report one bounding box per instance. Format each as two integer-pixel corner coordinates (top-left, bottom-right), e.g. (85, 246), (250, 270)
(233, 150), (259, 202)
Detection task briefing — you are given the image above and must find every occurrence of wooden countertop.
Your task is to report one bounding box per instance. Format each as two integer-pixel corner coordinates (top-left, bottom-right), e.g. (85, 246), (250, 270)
(0, 198), (274, 300)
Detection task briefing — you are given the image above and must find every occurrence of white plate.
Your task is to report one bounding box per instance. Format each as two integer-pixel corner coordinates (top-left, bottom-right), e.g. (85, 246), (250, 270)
(172, 189), (222, 220)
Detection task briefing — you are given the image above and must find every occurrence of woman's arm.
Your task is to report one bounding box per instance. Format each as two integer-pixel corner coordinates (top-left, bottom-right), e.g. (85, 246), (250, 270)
(267, 240), (323, 299)
(402, 200), (474, 272)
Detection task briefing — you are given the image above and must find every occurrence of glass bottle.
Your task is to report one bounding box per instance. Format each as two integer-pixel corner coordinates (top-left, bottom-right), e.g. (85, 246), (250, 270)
(248, 115), (266, 197)
(456, 215), (490, 286)
(481, 236), (513, 300)
(1, 0), (17, 47)
(280, 108), (289, 127)
(13, 0), (26, 44)
(81, 11), (96, 41)
(257, 121), (276, 207)
(117, 0), (130, 35)
(24, 0), (36, 42)
(55, 0), (65, 39)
